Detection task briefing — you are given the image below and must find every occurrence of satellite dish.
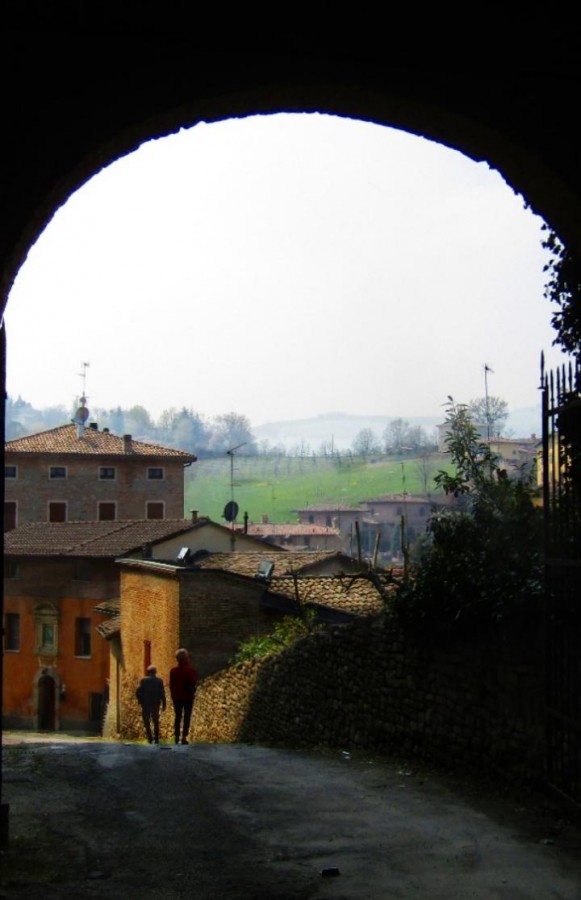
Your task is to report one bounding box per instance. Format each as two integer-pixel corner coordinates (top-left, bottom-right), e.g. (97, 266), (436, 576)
(72, 395), (89, 426)
(223, 501), (239, 523)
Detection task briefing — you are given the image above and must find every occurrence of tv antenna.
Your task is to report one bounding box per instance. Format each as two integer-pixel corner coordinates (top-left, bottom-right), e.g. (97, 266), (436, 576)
(72, 362), (90, 433)
(79, 361), (90, 401)
(224, 442), (246, 549)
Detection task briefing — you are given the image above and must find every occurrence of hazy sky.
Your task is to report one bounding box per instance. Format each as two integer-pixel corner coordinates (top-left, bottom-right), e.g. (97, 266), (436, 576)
(4, 113), (567, 427)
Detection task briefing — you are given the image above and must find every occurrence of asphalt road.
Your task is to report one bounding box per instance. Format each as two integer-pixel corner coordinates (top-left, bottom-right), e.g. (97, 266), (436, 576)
(1, 734), (581, 899)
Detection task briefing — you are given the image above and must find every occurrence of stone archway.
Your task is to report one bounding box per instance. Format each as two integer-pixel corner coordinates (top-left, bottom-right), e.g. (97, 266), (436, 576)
(2, 41), (581, 310)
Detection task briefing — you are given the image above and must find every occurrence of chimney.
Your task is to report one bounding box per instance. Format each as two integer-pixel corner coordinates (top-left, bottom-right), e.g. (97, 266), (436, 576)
(89, 422), (98, 431)
(262, 514), (269, 524)
(190, 509), (198, 524)
(123, 434), (132, 452)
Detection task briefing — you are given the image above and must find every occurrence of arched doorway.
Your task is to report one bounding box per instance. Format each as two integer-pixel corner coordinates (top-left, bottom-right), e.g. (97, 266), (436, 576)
(37, 672), (56, 731)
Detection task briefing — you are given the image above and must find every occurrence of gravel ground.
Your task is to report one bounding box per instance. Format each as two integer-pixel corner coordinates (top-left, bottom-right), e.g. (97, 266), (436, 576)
(1, 733), (581, 899)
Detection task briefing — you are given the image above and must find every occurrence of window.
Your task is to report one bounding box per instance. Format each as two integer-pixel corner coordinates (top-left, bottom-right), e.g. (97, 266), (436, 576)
(325, 516), (332, 527)
(34, 604), (58, 654)
(147, 467), (164, 480)
(144, 639), (151, 673)
(4, 501), (17, 532)
(98, 502), (116, 521)
(75, 617), (92, 657)
(5, 613), (20, 652)
(99, 466), (116, 480)
(5, 560), (20, 579)
(5, 465), (17, 478)
(49, 501), (67, 523)
(49, 466), (67, 479)
(308, 515), (315, 524)
(146, 502), (164, 520)
(73, 559), (92, 582)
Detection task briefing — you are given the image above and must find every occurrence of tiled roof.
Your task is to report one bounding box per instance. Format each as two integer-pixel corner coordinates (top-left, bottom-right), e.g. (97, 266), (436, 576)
(4, 519), (200, 557)
(93, 599), (120, 615)
(268, 574), (387, 616)
(194, 550), (352, 578)
(5, 424), (196, 460)
(96, 615), (121, 639)
(364, 494), (437, 504)
(293, 504), (368, 513)
(242, 523), (340, 537)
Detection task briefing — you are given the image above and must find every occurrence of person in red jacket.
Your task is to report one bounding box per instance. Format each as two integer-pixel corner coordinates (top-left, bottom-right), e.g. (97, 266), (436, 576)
(169, 648), (198, 745)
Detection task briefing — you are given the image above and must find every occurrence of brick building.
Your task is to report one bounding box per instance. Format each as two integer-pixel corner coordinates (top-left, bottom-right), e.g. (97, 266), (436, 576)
(4, 419), (196, 530)
(103, 549), (381, 740)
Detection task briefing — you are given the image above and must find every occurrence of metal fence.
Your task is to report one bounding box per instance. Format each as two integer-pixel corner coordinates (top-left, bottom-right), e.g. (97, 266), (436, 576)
(541, 352), (581, 802)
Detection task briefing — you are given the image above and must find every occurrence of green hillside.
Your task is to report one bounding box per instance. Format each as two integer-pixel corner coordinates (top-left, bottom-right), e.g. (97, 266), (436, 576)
(185, 453), (452, 523)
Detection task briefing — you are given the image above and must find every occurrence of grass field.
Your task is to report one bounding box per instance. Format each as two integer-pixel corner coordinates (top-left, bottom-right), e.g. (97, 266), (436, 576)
(185, 453), (453, 523)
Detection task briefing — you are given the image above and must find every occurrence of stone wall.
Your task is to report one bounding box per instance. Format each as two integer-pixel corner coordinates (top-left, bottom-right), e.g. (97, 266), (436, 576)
(193, 615), (546, 786)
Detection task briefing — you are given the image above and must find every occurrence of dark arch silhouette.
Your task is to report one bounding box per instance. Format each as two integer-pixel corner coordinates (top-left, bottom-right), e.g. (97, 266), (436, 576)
(2, 28), (581, 310)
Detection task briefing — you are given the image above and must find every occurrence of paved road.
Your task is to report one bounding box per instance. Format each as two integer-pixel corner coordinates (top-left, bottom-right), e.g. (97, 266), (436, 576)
(1, 734), (581, 898)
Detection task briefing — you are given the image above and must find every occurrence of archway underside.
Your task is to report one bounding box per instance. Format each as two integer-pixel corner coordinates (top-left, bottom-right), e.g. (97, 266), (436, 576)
(2, 53), (581, 308)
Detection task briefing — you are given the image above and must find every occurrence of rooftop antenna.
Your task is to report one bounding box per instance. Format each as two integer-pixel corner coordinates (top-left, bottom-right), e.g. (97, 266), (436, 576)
(72, 362), (90, 437)
(484, 363), (493, 441)
(79, 361), (90, 402)
(224, 442), (246, 549)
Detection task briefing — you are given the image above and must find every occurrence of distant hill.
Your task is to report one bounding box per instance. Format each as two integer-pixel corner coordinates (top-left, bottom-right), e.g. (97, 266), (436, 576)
(253, 408), (541, 452)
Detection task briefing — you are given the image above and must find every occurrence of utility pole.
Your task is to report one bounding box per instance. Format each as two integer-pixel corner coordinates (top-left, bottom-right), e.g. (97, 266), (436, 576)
(226, 443), (246, 550)
(484, 363), (493, 441)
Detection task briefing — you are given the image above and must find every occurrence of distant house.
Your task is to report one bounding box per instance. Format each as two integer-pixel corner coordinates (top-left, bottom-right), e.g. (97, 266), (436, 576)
(4, 417), (196, 530)
(294, 496), (456, 558)
(293, 504), (369, 554)
(362, 493), (457, 554)
(437, 420), (538, 475)
(234, 517), (341, 551)
(2, 516), (278, 732)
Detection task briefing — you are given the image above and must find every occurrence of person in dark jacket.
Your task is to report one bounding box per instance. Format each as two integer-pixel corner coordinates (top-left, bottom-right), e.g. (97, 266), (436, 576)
(169, 648), (198, 745)
(136, 665), (166, 744)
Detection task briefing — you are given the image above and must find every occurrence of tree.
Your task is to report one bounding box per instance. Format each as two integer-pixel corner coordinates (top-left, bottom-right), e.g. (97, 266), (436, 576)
(124, 405), (154, 439)
(208, 412), (257, 455)
(352, 428), (381, 457)
(383, 419), (432, 454)
(467, 396), (508, 438)
(542, 227), (581, 358)
(394, 399), (542, 629)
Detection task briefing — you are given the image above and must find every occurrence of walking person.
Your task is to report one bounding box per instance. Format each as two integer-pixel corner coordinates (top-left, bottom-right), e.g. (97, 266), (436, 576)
(169, 648), (198, 745)
(136, 665), (166, 744)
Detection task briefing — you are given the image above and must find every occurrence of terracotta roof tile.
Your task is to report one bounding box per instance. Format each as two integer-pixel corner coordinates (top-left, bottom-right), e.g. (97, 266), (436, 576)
(96, 615), (121, 639)
(241, 523), (340, 537)
(293, 504), (368, 513)
(4, 519), (199, 557)
(5, 424), (196, 460)
(269, 574), (386, 616)
(194, 550), (352, 578)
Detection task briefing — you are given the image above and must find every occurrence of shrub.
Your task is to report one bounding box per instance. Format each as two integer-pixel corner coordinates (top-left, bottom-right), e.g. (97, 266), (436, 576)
(393, 400), (543, 629)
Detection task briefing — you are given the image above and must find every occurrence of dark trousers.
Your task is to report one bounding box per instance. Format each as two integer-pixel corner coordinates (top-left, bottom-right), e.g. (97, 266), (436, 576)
(173, 700), (193, 742)
(141, 706), (161, 743)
